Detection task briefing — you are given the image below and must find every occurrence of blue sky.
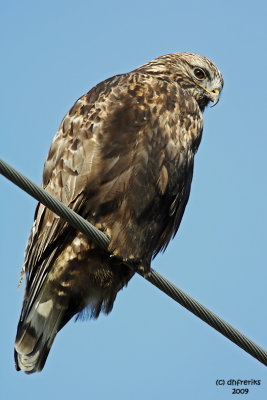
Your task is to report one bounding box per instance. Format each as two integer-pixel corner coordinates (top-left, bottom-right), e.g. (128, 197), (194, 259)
(1, 0), (266, 398)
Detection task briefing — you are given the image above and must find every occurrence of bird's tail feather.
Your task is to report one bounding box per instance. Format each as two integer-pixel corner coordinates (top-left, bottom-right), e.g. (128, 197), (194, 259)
(14, 287), (65, 373)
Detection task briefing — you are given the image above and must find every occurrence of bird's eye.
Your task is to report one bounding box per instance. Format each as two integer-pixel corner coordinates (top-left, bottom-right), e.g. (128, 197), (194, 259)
(193, 68), (205, 80)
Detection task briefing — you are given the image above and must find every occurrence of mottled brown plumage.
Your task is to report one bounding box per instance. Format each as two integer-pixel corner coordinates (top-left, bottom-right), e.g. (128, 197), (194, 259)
(14, 52), (223, 373)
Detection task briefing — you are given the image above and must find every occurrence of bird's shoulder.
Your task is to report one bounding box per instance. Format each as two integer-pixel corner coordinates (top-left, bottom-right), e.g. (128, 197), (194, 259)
(41, 71), (189, 194)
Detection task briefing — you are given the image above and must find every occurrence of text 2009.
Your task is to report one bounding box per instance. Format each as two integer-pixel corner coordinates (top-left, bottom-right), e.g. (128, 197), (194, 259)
(232, 388), (249, 394)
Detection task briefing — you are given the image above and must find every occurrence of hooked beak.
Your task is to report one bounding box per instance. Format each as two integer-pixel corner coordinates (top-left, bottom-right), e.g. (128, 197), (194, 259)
(194, 81), (220, 107)
(209, 88), (220, 107)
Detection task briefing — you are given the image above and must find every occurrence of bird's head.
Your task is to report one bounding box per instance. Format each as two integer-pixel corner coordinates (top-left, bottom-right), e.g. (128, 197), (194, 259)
(175, 53), (223, 110)
(137, 52), (224, 111)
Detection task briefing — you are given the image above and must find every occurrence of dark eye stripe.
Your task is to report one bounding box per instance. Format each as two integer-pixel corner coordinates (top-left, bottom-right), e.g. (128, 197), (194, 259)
(203, 68), (211, 80)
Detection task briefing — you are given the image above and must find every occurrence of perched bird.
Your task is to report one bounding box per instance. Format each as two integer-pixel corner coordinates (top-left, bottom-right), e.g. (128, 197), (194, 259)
(14, 52), (223, 373)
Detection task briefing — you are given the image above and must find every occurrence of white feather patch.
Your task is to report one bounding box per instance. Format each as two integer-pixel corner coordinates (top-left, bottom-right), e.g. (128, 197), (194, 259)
(36, 299), (53, 318)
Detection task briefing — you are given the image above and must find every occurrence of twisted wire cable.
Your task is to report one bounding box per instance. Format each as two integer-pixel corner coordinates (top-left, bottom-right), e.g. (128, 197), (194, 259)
(1, 157), (266, 366)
